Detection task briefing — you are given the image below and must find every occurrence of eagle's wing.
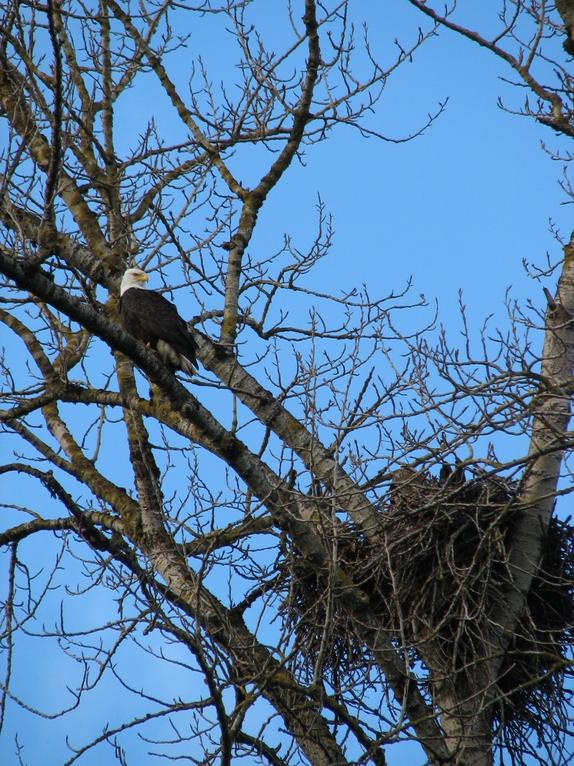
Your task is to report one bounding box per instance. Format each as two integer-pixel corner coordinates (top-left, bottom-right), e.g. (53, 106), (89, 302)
(120, 289), (197, 371)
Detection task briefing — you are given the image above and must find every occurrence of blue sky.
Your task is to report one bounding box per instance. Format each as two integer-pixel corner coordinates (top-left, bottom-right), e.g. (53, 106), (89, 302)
(1, 2), (572, 765)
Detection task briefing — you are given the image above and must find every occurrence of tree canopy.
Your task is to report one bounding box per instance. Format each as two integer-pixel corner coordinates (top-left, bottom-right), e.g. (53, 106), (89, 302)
(1, 2), (574, 766)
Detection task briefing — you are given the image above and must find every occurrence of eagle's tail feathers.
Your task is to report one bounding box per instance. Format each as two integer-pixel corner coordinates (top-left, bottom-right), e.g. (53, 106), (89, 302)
(156, 340), (197, 375)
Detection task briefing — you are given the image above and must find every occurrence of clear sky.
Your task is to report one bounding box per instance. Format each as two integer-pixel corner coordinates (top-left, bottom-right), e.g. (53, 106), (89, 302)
(1, 2), (571, 765)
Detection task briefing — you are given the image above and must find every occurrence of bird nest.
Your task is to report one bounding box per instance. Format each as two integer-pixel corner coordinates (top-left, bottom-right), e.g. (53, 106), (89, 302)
(278, 467), (574, 736)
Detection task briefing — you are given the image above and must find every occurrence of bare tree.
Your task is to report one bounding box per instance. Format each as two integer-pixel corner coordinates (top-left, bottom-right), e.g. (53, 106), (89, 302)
(1, 2), (573, 765)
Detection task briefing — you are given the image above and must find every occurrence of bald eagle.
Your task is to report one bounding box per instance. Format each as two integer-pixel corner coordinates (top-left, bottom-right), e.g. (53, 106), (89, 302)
(120, 268), (197, 375)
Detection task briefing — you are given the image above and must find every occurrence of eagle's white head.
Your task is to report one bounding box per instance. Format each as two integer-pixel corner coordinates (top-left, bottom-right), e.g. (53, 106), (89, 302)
(120, 268), (149, 295)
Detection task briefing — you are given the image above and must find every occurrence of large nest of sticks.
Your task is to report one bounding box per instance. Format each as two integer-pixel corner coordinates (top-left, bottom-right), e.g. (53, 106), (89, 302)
(278, 466), (574, 733)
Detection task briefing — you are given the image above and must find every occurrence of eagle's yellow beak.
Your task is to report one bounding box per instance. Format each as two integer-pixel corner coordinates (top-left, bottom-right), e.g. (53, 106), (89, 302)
(138, 272), (149, 284)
